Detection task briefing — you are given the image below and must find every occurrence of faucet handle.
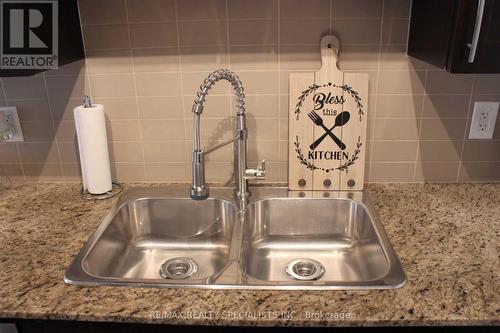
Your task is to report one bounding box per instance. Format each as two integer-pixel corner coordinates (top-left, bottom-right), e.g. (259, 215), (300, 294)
(260, 159), (266, 170)
(244, 160), (266, 180)
(256, 160), (266, 178)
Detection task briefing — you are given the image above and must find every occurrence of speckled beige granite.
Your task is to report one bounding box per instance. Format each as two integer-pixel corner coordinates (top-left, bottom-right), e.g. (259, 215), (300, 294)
(0, 183), (498, 327)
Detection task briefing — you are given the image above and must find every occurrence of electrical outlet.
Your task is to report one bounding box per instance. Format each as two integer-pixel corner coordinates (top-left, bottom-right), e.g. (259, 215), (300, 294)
(0, 106), (24, 142)
(468, 102), (499, 139)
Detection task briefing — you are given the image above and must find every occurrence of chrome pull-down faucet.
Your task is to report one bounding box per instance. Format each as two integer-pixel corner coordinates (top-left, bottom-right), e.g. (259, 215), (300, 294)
(190, 69), (266, 201)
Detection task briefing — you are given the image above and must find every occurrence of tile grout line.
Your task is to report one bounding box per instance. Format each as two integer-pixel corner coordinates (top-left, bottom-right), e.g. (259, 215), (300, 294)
(331, 0), (339, 187)
(124, 0), (147, 182)
(41, 72), (65, 182)
(225, 0), (231, 70)
(174, 0), (191, 184)
(404, 0), (412, 54)
(4, 92), (496, 99)
(82, 17), (404, 26)
(329, 0), (333, 31)
(225, 0), (243, 184)
(455, 75), (477, 181)
(0, 78), (26, 181)
(77, 0), (96, 184)
(367, 0), (385, 183)
(47, 160), (499, 166)
(15, 160), (311, 165)
(43, 68), (438, 76)
(225, 0), (233, 122)
(411, 65), (429, 181)
(277, 0), (282, 183)
(79, 0), (91, 96)
(84, 43), (412, 52)
(37, 138), (500, 144)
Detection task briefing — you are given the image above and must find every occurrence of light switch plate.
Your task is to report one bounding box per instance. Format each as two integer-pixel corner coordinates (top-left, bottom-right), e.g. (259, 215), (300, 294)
(0, 106), (24, 142)
(468, 102), (499, 139)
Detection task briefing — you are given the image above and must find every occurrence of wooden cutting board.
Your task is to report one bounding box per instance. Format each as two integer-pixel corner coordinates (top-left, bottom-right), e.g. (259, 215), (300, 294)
(288, 35), (368, 191)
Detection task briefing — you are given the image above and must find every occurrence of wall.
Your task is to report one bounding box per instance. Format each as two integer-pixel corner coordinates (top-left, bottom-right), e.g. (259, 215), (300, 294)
(1, 0), (500, 184)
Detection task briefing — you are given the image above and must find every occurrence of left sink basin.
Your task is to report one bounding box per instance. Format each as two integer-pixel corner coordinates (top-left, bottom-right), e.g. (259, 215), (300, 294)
(65, 194), (236, 286)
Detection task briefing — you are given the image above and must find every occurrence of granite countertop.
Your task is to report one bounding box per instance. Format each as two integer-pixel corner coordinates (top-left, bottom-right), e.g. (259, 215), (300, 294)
(0, 183), (498, 327)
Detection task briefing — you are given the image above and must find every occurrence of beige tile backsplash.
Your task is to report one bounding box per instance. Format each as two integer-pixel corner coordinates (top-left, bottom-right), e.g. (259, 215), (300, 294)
(1, 0), (500, 184)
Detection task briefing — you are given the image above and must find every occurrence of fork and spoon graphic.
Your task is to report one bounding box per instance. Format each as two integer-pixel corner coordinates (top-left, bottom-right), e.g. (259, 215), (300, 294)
(307, 111), (350, 150)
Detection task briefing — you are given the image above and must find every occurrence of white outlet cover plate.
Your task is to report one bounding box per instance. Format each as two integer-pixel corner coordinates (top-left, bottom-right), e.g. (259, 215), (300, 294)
(0, 106), (24, 142)
(469, 101), (499, 139)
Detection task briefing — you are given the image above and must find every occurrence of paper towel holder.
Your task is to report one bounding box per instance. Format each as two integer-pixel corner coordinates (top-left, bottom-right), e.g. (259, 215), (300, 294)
(79, 95), (123, 200)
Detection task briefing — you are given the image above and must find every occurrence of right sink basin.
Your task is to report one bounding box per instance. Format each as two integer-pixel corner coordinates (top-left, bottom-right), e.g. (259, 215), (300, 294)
(240, 196), (406, 289)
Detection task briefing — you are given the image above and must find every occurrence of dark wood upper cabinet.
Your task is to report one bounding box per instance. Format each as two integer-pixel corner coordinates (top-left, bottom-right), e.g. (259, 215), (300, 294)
(408, 0), (500, 73)
(0, 0), (84, 77)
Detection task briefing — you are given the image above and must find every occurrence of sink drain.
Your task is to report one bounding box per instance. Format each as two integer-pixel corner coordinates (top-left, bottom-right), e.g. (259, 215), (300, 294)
(285, 259), (325, 281)
(160, 257), (198, 280)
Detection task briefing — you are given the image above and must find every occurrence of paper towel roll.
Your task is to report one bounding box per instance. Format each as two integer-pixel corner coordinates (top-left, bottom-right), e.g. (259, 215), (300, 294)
(74, 104), (112, 194)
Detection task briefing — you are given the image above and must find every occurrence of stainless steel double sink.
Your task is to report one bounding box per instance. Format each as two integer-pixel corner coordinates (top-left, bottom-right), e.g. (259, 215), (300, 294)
(65, 187), (406, 290)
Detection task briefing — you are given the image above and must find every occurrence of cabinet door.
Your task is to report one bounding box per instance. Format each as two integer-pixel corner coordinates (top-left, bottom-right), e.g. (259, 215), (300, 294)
(473, 0), (500, 71)
(449, 0), (500, 73)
